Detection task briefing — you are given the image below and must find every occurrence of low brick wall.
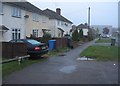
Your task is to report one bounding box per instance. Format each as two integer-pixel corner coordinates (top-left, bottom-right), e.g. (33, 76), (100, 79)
(2, 42), (27, 59)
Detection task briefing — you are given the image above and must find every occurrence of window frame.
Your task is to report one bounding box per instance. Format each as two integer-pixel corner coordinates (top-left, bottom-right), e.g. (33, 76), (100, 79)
(32, 13), (39, 22)
(42, 16), (46, 23)
(33, 29), (39, 37)
(12, 28), (21, 40)
(12, 7), (21, 18)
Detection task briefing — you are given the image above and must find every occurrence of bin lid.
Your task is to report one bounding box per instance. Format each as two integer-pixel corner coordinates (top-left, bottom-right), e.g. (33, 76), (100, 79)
(49, 40), (56, 42)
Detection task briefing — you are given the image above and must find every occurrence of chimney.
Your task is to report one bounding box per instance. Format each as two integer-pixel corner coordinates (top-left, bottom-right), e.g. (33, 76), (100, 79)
(56, 8), (61, 15)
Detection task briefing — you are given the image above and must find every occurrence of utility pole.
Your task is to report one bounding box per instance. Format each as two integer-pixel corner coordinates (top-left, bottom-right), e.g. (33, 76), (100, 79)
(88, 7), (90, 29)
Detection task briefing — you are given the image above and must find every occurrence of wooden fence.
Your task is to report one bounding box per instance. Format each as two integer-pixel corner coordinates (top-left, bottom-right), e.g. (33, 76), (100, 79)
(2, 42), (27, 59)
(26, 37), (68, 50)
(52, 38), (68, 50)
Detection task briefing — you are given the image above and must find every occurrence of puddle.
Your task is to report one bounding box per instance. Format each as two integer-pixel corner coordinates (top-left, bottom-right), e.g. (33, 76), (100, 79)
(60, 65), (76, 74)
(77, 56), (95, 61)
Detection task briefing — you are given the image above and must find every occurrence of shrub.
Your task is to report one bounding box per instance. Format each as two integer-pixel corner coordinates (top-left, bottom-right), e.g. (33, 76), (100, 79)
(43, 32), (51, 38)
(79, 29), (83, 41)
(72, 29), (79, 41)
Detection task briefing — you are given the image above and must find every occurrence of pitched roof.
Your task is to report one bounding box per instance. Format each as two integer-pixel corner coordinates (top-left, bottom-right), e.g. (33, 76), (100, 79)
(3, 2), (43, 15)
(42, 9), (73, 24)
(76, 23), (88, 28)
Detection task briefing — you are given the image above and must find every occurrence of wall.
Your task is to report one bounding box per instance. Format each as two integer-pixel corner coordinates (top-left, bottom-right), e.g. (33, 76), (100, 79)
(49, 19), (72, 37)
(25, 11), (43, 37)
(48, 19), (56, 37)
(41, 15), (49, 30)
(25, 13), (50, 38)
(55, 20), (72, 37)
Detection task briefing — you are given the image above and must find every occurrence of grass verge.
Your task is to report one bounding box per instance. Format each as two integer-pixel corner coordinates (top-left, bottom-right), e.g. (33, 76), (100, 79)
(95, 38), (111, 43)
(47, 47), (70, 57)
(2, 58), (47, 78)
(80, 45), (119, 61)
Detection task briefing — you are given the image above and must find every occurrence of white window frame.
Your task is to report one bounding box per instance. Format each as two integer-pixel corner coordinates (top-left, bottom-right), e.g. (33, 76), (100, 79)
(42, 16), (46, 23)
(32, 13), (39, 22)
(33, 29), (39, 37)
(12, 28), (21, 40)
(12, 7), (21, 18)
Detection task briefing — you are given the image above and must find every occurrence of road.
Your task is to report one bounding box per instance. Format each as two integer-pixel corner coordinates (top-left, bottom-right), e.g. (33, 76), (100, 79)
(3, 39), (118, 84)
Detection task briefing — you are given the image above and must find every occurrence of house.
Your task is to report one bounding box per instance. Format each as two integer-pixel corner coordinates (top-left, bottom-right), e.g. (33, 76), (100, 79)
(23, 2), (50, 38)
(42, 8), (73, 37)
(76, 23), (89, 36)
(0, 2), (50, 42)
(0, 2), (26, 42)
(70, 23), (89, 37)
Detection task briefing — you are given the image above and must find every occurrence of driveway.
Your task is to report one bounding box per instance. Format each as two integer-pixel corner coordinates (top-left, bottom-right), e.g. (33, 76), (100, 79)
(3, 39), (118, 84)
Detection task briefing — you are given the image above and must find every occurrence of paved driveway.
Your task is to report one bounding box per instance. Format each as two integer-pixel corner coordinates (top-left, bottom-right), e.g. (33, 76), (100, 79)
(3, 39), (118, 84)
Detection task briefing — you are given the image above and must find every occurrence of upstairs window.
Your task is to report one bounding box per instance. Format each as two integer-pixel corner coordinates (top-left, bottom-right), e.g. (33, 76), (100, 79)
(32, 13), (39, 22)
(61, 21), (64, 26)
(57, 21), (60, 25)
(42, 16), (46, 23)
(12, 7), (21, 18)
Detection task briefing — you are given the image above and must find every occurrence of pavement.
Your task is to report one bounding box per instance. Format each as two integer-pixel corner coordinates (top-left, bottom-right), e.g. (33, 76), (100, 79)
(2, 39), (118, 84)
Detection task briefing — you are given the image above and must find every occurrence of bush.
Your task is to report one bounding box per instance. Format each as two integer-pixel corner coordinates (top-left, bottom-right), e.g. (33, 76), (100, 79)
(88, 28), (96, 41)
(79, 29), (83, 41)
(43, 32), (51, 38)
(72, 29), (79, 41)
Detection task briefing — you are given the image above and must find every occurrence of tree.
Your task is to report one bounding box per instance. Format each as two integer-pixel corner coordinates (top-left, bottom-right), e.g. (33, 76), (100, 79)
(78, 29), (83, 40)
(103, 27), (109, 34)
(88, 28), (96, 41)
(72, 29), (79, 41)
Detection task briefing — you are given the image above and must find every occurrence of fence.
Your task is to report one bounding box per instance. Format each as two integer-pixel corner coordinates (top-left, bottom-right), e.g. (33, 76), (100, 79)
(26, 37), (68, 50)
(2, 42), (27, 59)
(52, 38), (68, 50)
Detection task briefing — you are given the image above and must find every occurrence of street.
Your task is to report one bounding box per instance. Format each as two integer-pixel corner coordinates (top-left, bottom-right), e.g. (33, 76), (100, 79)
(3, 39), (118, 84)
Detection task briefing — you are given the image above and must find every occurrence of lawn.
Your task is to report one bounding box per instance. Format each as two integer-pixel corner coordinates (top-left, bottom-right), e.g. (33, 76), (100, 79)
(80, 45), (119, 61)
(95, 38), (111, 43)
(2, 58), (47, 78)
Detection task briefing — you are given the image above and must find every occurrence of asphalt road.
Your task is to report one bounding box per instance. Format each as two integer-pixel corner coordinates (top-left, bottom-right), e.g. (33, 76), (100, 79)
(3, 39), (118, 84)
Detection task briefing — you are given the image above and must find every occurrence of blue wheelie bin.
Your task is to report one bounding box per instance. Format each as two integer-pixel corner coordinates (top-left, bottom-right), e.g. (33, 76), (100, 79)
(49, 40), (56, 50)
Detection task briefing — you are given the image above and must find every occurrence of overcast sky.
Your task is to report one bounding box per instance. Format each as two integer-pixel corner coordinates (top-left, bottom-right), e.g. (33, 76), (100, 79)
(27, 0), (119, 28)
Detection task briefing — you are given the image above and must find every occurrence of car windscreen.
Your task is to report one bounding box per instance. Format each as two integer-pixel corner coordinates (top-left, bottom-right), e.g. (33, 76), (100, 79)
(27, 40), (41, 45)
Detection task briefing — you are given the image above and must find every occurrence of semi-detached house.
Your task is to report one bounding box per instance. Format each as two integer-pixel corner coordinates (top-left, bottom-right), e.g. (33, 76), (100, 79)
(42, 8), (73, 37)
(0, 2), (73, 42)
(0, 2), (49, 42)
